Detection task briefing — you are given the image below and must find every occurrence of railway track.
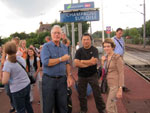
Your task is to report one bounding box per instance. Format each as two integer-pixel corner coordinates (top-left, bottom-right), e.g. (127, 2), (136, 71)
(126, 63), (150, 82)
(125, 46), (150, 82)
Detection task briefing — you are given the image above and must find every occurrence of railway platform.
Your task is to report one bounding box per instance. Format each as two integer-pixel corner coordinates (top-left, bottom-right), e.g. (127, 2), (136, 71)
(0, 64), (150, 113)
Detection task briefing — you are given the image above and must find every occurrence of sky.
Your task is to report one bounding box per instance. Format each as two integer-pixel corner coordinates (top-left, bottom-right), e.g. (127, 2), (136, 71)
(0, 0), (149, 38)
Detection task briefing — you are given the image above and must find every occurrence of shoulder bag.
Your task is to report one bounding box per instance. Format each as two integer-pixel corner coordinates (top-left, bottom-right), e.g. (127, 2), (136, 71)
(17, 61), (36, 84)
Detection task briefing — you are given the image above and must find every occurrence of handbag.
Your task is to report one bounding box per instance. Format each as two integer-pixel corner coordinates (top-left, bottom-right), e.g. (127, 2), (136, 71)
(17, 61), (36, 84)
(100, 54), (114, 94)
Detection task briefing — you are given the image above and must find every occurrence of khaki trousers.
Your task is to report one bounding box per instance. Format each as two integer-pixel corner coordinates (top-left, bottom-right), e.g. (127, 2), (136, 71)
(106, 86), (118, 113)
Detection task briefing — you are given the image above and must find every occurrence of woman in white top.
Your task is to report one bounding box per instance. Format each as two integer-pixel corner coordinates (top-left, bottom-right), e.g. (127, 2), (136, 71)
(26, 47), (40, 102)
(2, 41), (34, 113)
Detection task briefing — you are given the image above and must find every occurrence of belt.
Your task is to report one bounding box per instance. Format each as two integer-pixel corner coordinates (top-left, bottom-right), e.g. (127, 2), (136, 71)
(44, 74), (64, 79)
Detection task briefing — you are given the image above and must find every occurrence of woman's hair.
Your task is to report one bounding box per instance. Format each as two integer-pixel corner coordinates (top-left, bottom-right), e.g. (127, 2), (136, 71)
(19, 40), (26, 48)
(102, 38), (116, 49)
(4, 41), (17, 63)
(26, 47), (37, 72)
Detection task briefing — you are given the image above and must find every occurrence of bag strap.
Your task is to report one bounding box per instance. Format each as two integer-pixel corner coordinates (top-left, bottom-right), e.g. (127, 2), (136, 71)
(104, 54), (114, 77)
(17, 61), (28, 76)
(114, 37), (124, 50)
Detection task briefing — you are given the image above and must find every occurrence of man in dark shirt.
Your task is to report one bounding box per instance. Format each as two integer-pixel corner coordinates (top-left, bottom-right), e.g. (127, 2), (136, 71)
(74, 33), (105, 113)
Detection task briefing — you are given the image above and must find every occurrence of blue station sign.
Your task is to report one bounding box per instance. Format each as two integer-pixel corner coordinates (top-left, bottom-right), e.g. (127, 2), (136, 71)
(60, 10), (99, 23)
(64, 2), (94, 10)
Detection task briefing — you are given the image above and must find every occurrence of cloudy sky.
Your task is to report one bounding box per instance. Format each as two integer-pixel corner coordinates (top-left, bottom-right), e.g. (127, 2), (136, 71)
(0, 0), (149, 38)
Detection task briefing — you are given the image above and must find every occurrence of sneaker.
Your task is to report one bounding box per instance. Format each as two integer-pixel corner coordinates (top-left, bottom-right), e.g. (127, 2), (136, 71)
(9, 108), (15, 113)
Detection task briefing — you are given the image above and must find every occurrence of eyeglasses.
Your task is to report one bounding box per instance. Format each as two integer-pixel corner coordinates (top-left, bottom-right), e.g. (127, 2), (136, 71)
(52, 32), (61, 35)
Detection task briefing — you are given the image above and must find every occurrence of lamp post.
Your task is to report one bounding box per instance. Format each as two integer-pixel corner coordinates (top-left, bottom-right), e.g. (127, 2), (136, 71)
(143, 0), (146, 48)
(78, 0), (82, 47)
(101, 0), (105, 42)
(126, 0), (146, 48)
(71, 0), (75, 60)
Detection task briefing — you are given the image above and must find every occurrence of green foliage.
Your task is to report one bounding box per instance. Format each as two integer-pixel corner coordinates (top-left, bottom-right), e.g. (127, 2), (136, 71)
(10, 32), (30, 39)
(128, 28), (142, 44)
(145, 20), (150, 37)
(92, 30), (115, 39)
(26, 32), (50, 48)
(1, 19), (150, 46)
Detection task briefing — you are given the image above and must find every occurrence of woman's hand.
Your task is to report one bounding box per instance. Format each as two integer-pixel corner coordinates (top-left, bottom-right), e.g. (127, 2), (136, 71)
(116, 87), (122, 99)
(101, 56), (107, 61)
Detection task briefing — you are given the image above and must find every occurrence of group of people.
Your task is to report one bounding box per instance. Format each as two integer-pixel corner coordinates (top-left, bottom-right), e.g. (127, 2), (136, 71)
(0, 25), (126, 113)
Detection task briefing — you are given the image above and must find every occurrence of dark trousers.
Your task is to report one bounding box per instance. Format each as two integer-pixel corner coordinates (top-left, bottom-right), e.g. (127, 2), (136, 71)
(12, 84), (34, 113)
(4, 84), (15, 109)
(42, 75), (68, 113)
(78, 73), (105, 113)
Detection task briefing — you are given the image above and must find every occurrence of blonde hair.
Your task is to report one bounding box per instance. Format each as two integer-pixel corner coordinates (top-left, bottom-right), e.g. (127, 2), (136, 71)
(19, 40), (26, 48)
(4, 41), (17, 63)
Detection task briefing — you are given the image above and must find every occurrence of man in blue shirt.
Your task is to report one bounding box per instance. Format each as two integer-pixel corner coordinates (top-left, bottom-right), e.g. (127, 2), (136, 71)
(41, 25), (74, 113)
(112, 28), (125, 56)
(112, 28), (130, 92)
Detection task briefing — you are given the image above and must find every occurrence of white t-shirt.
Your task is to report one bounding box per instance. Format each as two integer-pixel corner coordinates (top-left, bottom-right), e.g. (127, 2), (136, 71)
(29, 57), (39, 76)
(3, 56), (30, 93)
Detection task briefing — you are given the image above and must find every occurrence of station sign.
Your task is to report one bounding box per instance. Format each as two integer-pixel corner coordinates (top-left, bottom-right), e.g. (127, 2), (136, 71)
(106, 26), (111, 34)
(60, 10), (99, 23)
(64, 2), (94, 10)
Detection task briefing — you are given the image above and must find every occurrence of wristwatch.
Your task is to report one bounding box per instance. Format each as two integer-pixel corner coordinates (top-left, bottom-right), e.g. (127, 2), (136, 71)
(59, 57), (62, 62)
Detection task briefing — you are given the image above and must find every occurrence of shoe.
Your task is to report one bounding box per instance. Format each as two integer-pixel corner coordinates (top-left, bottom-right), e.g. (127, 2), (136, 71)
(123, 87), (130, 92)
(9, 108), (15, 113)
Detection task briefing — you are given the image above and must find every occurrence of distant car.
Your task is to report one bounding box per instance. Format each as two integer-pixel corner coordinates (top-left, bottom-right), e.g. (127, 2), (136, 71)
(96, 46), (103, 54)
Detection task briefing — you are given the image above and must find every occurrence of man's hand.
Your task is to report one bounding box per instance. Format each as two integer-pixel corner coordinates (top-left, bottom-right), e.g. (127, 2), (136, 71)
(67, 75), (74, 87)
(61, 54), (70, 62)
(90, 57), (97, 65)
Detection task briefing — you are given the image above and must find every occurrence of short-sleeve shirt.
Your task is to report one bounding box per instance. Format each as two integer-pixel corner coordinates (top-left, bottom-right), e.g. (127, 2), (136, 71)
(75, 46), (98, 77)
(3, 56), (30, 93)
(112, 36), (125, 56)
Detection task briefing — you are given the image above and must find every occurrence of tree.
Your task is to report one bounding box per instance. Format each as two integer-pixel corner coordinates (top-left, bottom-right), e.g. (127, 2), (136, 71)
(129, 28), (142, 44)
(10, 32), (30, 39)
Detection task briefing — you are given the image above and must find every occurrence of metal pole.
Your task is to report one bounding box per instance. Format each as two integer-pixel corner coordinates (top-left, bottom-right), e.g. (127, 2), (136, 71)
(90, 21), (94, 45)
(101, 0), (105, 42)
(78, 0), (82, 47)
(143, 0), (146, 48)
(71, 0), (75, 60)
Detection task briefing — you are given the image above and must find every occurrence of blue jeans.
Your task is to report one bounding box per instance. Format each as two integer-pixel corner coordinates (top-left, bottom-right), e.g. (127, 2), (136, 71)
(42, 74), (68, 113)
(11, 84), (34, 113)
(4, 84), (15, 109)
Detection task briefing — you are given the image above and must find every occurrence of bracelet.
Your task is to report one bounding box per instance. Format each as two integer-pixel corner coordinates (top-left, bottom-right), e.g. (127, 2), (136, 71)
(59, 57), (62, 62)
